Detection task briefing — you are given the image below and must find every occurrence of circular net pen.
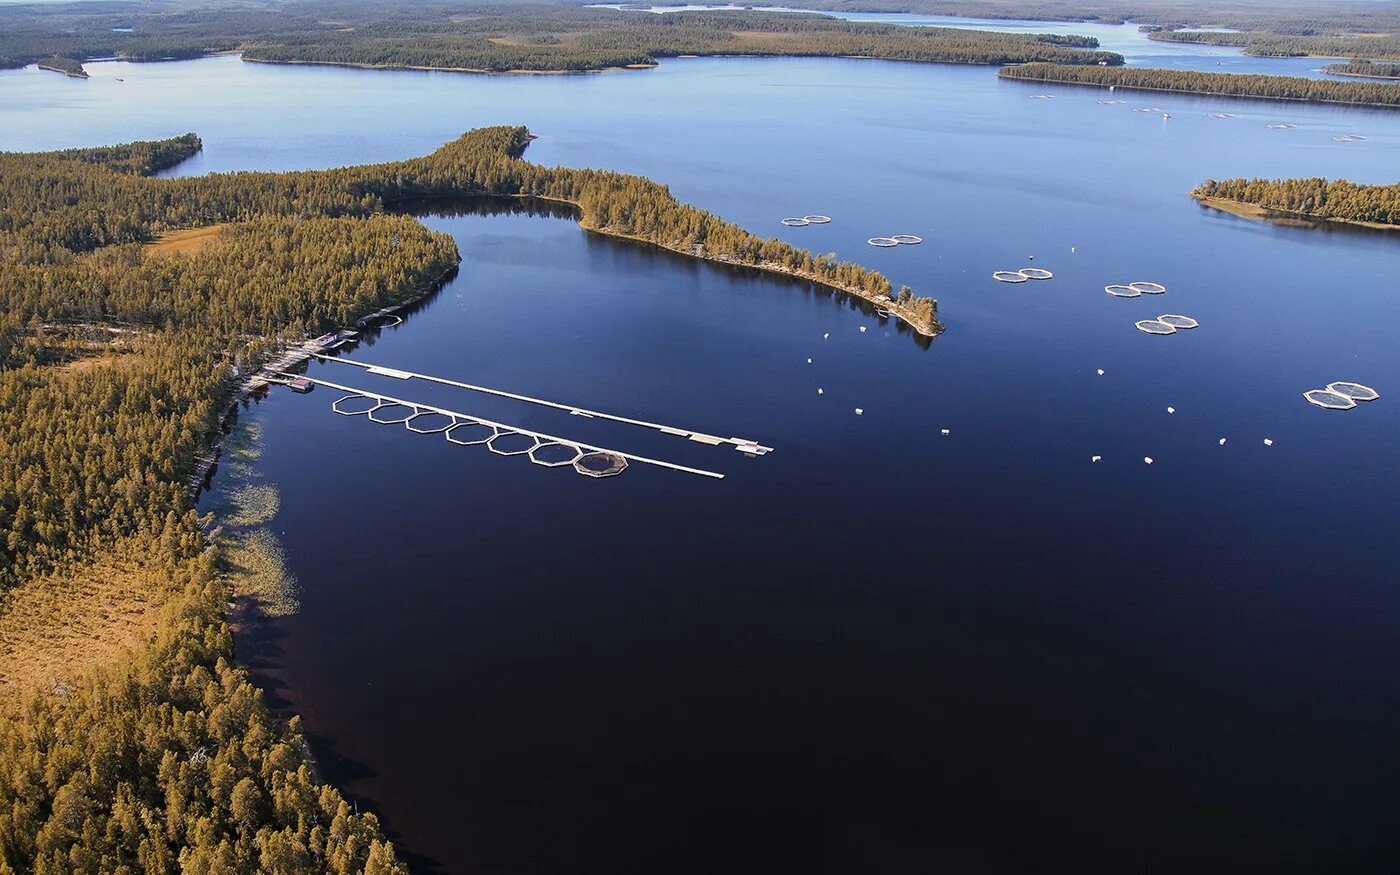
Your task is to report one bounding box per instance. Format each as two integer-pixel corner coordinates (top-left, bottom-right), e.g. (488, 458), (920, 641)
(332, 393), (379, 416)
(1304, 389), (1356, 410)
(890, 234), (923, 245)
(1327, 381), (1379, 402)
(1135, 319), (1177, 335)
(529, 441), (584, 468)
(994, 271), (1029, 283)
(1129, 281), (1166, 294)
(575, 451), (628, 478)
(868, 237), (899, 248)
(1105, 284), (1141, 298)
(1018, 268), (1053, 280)
(803, 215), (832, 224)
(781, 217), (810, 227)
(1157, 314), (1198, 329)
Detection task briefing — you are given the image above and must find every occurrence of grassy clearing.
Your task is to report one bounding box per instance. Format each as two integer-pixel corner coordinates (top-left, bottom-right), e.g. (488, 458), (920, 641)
(0, 554), (173, 703)
(145, 223), (226, 256)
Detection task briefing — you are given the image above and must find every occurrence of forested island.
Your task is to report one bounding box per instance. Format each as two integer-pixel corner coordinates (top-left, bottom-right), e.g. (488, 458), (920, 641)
(1, 0), (1119, 77)
(1325, 59), (1400, 80)
(1146, 29), (1400, 61)
(0, 125), (935, 870)
(1192, 177), (1400, 229)
(998, 63), (1400, 108)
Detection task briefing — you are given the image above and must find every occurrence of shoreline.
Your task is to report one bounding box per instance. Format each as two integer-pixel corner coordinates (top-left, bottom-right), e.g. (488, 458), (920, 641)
(242, 55), (657, 76)
(1322, 68), (1400, 81)
(1192, 194), (1400, 232)
(36, 62), (88, 79)
(186, 259), (461, 500)
(998, 68), (1400, 110)
(517, 194), (941, 337)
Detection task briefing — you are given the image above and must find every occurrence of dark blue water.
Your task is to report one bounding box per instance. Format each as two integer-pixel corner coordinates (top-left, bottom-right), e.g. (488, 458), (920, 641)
(4, 52), (1400, 873)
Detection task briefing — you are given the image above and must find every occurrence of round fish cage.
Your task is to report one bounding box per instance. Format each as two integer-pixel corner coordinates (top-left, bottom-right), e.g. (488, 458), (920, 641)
(1129, 281), (1166, 294)
(803, 215), (832, 224)
(1327, 381), (1379, 402)
(1105, 284), (1141, 298)
(890, 234), (923, 245)
(993, 271), (1029, 283)
(574, 451), (628, 478)
(1018, 268), (1053, 280)
(1303, 389), (1357, 410)
(868, 237), (899, 248)
(1135, 319), (1177, 335)
(1157, 314), (1198, 329)
(781, 217), (810, 227)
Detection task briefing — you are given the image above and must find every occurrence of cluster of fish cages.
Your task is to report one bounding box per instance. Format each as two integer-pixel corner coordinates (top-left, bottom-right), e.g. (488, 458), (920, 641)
(868, 234), (923, 247)
(992, 267), (1053, 283)
(1135, 314), (1199, 335)
(1303, 381), (1380, 411)
(780, 215), (832, 227)
(1105, 281), (1166, 298)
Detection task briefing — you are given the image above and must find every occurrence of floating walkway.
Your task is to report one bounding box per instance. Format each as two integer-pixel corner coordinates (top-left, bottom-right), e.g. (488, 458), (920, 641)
(308, 353), (770, 455)
(277, 373), (739, 480)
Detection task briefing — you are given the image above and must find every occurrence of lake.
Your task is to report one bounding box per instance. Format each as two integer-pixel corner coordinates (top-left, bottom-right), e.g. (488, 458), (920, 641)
(5, 48), (1400, 873)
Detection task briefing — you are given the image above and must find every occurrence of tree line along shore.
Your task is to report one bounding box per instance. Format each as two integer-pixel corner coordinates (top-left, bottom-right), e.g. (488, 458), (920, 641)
(1192, 177), (1400, 229)
(997, 63), (1400, 108)
(1, 1), (1120, 77)
(0, 126), (936, 870)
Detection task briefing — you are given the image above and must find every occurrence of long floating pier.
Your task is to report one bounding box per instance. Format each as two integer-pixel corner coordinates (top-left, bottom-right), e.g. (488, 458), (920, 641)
(273, 372), (730, 480)
(308, 353), (772, 455)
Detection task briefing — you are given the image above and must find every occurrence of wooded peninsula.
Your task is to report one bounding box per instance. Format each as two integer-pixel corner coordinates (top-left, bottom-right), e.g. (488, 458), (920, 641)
(1146, 29), (1400, 61)
(1192, 177), (1400, 229)
(1325, 59), (1400, 80)
(0, 126), (938, 871)
(997, 62), (1400, 108)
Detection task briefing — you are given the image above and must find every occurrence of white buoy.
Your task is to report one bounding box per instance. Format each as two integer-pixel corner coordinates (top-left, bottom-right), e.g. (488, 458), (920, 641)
(1144, 457), (1154, 465)
(1167, 407), (1175, 414)
(806, 358), (812, 364)
(1219, 437), (1227, 445)
(855, 408), (863, 415)
(1097, 369), (1105, 376)
(817, 388), (823, 395)
(823, 333), (829, 340)
(1264, 438), (1273, 446)
(1071, 246), (1077, 253)
(941, 429), (950, 436)
(859, 326), (867, 333)
(1091, 455), (1102, 462)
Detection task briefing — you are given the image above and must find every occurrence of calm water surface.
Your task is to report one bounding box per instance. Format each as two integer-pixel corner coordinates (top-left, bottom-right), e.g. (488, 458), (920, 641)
(4, 51), (1400, 873)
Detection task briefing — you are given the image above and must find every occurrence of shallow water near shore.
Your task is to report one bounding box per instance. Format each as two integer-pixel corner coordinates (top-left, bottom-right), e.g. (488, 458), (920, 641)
(5, 48), (1400, 873)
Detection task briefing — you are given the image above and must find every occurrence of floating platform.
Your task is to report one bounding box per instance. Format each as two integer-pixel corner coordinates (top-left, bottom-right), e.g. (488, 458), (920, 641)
(1157, 314), (1198, 329)
(868, 237), (899, 247)
(1135, 319), (1177, 335)
(1327, 381), (1379, 402)
(1303, 388), (1355, 410)
(1105, 284), (1140, 298)
(803, 215), (832, 224)
(781, 217), (810, 227)
(1018, 268), (1053, 280)
(890, 234), (923, 245)
(993, 271), (1029, 283)
(1129, 281), (1166, 294)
